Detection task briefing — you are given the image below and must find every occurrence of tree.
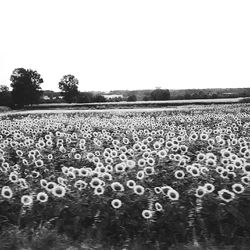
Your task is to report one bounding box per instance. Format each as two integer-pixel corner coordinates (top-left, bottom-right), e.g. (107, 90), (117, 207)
(10, 68), (43, 107)
(143, 95), (150, 101)
(127, 95), (137, 102)
(93, 95), (106, 102)
(150, 88), (170, 101)
(77, 92), (94, 103)
(184, 92), (192, 100)
(0, 85), (9, 92)
(58, 75), (79, 103)
(0, 85), (12, 107)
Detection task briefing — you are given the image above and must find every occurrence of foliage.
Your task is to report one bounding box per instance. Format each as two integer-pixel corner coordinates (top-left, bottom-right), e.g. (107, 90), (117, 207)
(127, 95), (137, 102)
(0, 85), (12, 107)
(58, 75), (79, 103)
(10, 68), (43, 108)
(143, 95), (151, 101)
(1, 226), (249, 250)
(77, 92), (94, 103)
(0, 226), (75, 250)
(0, 85), (9, 92)
(107, 97), (124, 102)
(150, 89), (170, 101)
(183, 90), (219, 100)
(93, 94), (106, 102)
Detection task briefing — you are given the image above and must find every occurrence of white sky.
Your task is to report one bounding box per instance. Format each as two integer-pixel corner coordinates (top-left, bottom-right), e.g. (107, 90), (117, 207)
(1, 0), (250, 92)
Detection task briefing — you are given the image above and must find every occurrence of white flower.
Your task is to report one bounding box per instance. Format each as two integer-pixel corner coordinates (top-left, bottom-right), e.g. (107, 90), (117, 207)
(168, 189), (179, 201)
(21, 195), (33, 206)
(111, 199), (122, 209)
(232, 183), (245, 194)
(195, 186), (207, 198)
(37, 192), (48, 202)
(52, 185), (66, 198)
(1, 186), (13, 199)
(142, 210), (153, 219)
(218, 189), (235, 203)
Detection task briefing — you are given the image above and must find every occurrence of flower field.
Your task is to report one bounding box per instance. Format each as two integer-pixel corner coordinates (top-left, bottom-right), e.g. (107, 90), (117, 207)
(1, 105), (250, 249)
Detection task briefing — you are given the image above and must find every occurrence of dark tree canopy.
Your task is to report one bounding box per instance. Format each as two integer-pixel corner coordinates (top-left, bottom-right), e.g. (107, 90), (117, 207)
(77, 92), (94, 103)
(127, 94), (137, 102)
(0, 85), (9, 92)
(150, 88), (170, 101)
(143, 95), (150, 101)
(0, 85), (12, 107)
(93, 94), (106, 103)
(58, 75), (79, 103)
(10, 68), (43, 107)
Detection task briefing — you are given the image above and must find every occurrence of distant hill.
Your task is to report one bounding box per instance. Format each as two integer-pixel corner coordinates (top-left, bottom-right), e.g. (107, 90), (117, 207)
(170, 88), (250, 100)
(106, 88), (250, 100)
(42, 88), (250, 102)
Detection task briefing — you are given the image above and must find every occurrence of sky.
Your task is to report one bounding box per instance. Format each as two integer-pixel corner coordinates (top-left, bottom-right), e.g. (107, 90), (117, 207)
(1, 0), (250, 92)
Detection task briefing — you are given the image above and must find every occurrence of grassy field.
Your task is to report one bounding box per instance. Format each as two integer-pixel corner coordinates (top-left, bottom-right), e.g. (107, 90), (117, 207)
(1, 104), (250, 249)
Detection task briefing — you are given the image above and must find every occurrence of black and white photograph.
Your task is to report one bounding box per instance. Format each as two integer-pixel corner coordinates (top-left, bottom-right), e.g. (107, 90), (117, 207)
(1, 0), (250, 249)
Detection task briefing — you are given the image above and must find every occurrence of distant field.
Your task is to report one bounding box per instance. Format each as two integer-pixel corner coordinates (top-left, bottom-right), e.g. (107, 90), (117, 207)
(2, 103), (250, 117)
(30, 97), (245, 110)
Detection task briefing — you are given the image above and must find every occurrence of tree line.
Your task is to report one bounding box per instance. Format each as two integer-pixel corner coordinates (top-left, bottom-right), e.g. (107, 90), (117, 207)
(0, 68), (172, 108)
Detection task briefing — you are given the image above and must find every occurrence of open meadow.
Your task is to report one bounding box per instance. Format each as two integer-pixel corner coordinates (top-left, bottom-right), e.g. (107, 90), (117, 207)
(1, 104), (250, 249)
